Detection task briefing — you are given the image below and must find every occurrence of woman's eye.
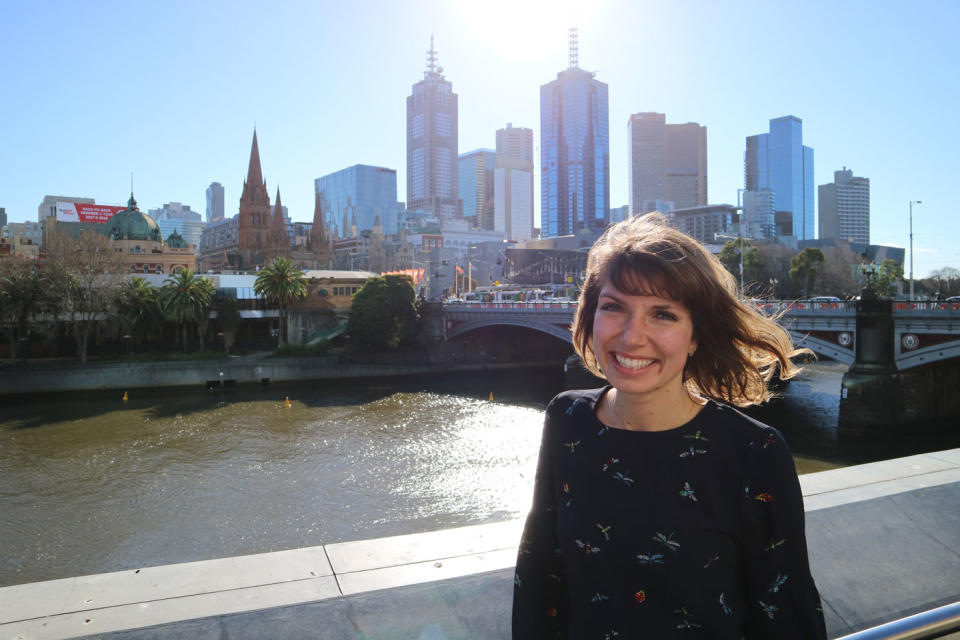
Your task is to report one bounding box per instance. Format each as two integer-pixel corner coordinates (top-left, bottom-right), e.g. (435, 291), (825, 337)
(599, 302), (621, 312)
(655, 311), (678, 321)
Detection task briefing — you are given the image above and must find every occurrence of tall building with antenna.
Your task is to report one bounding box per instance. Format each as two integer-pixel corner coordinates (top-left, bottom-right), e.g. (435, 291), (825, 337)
(406, 37), (461, 222)
(540, 28), (610, 237)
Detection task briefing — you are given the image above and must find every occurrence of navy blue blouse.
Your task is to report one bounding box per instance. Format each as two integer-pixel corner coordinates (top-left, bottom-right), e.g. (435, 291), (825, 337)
(512, 387), (827, 639)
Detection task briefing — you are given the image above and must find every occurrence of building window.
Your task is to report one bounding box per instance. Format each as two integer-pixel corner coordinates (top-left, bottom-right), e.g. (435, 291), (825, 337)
(143, 265), (149, 273)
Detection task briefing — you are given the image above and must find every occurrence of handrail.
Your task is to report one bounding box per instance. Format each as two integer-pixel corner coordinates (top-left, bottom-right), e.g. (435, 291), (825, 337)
(834, 601), (960, 640)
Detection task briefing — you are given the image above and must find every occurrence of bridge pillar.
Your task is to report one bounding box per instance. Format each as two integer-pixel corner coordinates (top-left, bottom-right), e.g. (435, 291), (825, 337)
(839, 298), (901, 434)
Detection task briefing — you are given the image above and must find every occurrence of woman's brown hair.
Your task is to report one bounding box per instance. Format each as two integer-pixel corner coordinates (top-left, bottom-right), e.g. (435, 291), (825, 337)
(572, 213), (808, 407)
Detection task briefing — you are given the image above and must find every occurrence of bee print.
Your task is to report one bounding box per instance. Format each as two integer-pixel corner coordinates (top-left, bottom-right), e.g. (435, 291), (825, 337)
(575, 539), (601, 554)
(684, 430), (709, 442)
(591, 592), (609, 603)
(596, 523), (612, 540)
(762, 433), (778, 448)
(677, 619), (702, 630)
(634, 590), (646, 603)
(759, 600), (778, 619)
(601, 457), (620, 472)
(653, 531), (681, 552)
(765, 538), (787, 551)
(636, 553), (665, 565)
(565, 398), (587, 416)
(679, 446), (707, 459)
(703, 555), (719, 569)
(754, 492), (773, 503)
(612, 471), (634, 486)
(604, 631), (620, 639)
(562, 482), (572, 507)
(768, 573), (789, 593)
(679, 481), (697, 502)
(564, 440), (581, 453)
(719, 592), (732, 616)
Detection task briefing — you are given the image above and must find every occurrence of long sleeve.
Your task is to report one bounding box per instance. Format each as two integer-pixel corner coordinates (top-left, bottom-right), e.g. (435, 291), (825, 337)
(512, 407), (567, 639)
(740, 428), (827, 640)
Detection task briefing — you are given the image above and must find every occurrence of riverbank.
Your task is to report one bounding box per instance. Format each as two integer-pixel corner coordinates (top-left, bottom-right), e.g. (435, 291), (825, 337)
(0, 355), (563, 396)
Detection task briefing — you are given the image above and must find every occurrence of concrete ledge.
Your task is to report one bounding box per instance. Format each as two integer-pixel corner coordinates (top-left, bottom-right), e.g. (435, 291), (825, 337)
(1, 448), (957, 640)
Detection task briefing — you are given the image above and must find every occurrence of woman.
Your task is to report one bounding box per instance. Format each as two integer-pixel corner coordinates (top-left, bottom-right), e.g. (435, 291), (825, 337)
(513, 214), (826, 639)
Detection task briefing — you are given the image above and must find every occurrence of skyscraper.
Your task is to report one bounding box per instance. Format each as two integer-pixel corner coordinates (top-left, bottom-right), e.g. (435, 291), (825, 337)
(407, 37), (460, 222)
(315, 165), (400, 238)
(744, 115), (814, 240)
(540, 28), (609, 237)
(206, 182), (224, 222)
(458, 149), (496, 229)
(628, 114), (707, 215)
(819, 167), (870, 243)
(495, 123), (534, 242)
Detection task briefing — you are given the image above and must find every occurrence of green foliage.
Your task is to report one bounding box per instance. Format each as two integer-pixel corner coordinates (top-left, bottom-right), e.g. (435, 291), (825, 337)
(114, 277), (162, 345)
(789, 248), (825, 297)
(718, 238), (761, 287)
(866, 259), (904, 298)
(0, 256), (53, 363)
(347, 274), (419, 351)
(254, 257), (308, 344)
(160, 269), (216, 351)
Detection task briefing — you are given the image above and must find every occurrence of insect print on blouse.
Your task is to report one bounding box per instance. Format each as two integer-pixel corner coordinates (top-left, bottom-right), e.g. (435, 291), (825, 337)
(761, 433), (778, 448)
(603, 631), (620, 639)
(591, 592), (609, 603)
(514, 574), (521, 588)
(765, 538), (787, 551)
(565, 398), (587, 416)
(575, 539), (601, 555)
(768, 573), (789, 593)
(703, 555), (719, 569)
(634, 590), (647, 603)
(754, 492), (773, 503)
(597, 424), (610, 436)
(684, 430), (709, 442)
(719, 592), (732, 616)
(596, 523), (612, 540)
(679, 445), (707, 459)
(653, 531), (681, 553)
(612, 471), (634, 486)
(679, 481), (697, 502)
(561, 481), (573, 507)
(564, 440), (581, 453)
(601, 457), (620, 472)
(759, 600), (778, 619)
(636, 553), (665, 565)
(673, 607), (701, 630)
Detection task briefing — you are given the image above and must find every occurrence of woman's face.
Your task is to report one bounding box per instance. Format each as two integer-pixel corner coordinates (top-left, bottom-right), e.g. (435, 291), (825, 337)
(591, 277), (697, 401)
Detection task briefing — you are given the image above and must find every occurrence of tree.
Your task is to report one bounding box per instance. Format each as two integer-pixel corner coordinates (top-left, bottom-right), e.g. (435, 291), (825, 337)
(213, 294), (242, 352)
(755, 243), (794, 298)
(347, 274), (419, 351)
(718, 238), (761, 288)
(817, 245), (862, 298)
(928, 267), (960, 298)
(114, 276), (162, 348)
(44, 229), (126, 363)
(253, 257), (308, 345)
(160, 269), (216, 351)
(0, 256), (51, 364)
(789, 248), (825, 297)
(867, 259), (904, 298)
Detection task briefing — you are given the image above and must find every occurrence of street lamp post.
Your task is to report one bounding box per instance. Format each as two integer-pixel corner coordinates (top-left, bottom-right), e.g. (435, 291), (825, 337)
(909, 200), (922, 301)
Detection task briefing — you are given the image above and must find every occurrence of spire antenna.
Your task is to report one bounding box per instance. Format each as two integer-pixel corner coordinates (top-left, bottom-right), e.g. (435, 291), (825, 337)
(568, 27), (579, 69)
(427, 35), (437, 74)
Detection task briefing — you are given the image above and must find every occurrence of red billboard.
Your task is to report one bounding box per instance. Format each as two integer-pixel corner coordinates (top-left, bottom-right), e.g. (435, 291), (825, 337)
(55, 202), (126, 224)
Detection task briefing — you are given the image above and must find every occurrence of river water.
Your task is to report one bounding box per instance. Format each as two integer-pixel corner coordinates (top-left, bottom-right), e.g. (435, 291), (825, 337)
(0, 362), (954, 588)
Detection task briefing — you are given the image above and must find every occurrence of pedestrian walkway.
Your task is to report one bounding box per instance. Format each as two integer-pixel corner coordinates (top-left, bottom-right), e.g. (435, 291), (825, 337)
(1, 449), (958, 639)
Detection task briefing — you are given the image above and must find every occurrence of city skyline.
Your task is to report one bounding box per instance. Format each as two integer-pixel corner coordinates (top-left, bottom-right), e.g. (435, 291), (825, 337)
(1, 1), (958, 275)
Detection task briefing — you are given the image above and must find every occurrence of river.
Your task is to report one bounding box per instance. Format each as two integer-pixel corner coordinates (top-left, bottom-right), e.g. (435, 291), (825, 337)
(0, 361), (954, 587)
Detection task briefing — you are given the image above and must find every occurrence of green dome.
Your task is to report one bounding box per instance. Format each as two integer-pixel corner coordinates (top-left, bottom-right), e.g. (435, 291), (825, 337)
(165, 230), (188, 248)
(106, 194), (161, 242)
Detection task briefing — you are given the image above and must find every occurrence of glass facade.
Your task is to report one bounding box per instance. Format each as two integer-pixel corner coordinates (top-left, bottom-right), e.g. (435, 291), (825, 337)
(743, 116), (814, 240)
(458, 149), (496, 225)
(540, 67), (609, 237)
(314, 165), (399, 238)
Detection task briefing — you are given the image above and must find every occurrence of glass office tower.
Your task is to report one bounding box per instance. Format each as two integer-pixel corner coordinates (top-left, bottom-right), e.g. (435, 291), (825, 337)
(540, 32), (609, 237)
(314, 165), (400, 238)
(744, 115), (814, 240)
(458, 149), (496, 228)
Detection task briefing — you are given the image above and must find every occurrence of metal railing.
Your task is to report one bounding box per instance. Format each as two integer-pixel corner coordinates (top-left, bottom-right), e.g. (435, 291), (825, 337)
(835, 601), (960, 640)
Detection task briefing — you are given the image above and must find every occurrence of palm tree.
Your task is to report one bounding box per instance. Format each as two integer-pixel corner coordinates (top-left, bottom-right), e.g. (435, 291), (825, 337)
(160, 269), (215, 351)
(115, 277), (162, 348)
(254, 257), (308, 345)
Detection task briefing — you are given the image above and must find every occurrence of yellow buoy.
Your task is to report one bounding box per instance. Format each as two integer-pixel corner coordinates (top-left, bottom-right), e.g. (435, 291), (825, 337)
(122, 391), (128, 402)
(285, 396), (292, 408)
(489, 392), (495, 402)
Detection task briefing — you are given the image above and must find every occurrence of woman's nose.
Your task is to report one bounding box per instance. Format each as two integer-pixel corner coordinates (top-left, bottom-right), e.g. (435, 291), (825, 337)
(620, 314), (648, 345)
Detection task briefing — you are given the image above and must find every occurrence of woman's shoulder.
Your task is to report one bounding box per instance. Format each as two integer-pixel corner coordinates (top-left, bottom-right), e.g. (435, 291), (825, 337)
(545, 386), (608, 419)
(700, 400), (790, 450)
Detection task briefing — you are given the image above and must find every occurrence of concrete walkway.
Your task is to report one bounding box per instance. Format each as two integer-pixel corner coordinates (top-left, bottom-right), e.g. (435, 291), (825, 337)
(1, 449), (958, 640)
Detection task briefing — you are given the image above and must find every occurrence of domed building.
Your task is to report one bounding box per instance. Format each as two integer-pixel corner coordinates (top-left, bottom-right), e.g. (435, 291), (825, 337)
(105, 194), (196, 275)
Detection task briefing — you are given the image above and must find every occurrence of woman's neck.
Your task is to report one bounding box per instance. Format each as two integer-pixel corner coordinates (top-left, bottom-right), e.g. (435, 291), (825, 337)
(600, 386), (704, 432)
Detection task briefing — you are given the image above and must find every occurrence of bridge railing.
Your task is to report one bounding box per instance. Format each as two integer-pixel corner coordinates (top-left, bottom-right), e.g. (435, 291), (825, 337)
(833, 600), (960, 640)
(892, 301), (960, 313)
(443, 300), (579, 310)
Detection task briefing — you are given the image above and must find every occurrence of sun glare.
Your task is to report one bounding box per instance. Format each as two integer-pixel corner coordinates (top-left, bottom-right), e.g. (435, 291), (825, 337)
(459, 0), (593, 63)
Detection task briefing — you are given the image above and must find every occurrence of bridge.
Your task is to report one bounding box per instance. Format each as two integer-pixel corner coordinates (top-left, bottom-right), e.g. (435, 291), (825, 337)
(442, 300), (960, 371)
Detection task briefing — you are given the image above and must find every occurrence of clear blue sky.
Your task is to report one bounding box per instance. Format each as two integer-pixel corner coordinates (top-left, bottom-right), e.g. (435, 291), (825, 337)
(2, 0), (958, 277)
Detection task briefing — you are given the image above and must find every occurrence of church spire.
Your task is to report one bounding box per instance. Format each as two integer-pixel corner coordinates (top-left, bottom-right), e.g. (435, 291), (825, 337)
(247, 129), (264, 188)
